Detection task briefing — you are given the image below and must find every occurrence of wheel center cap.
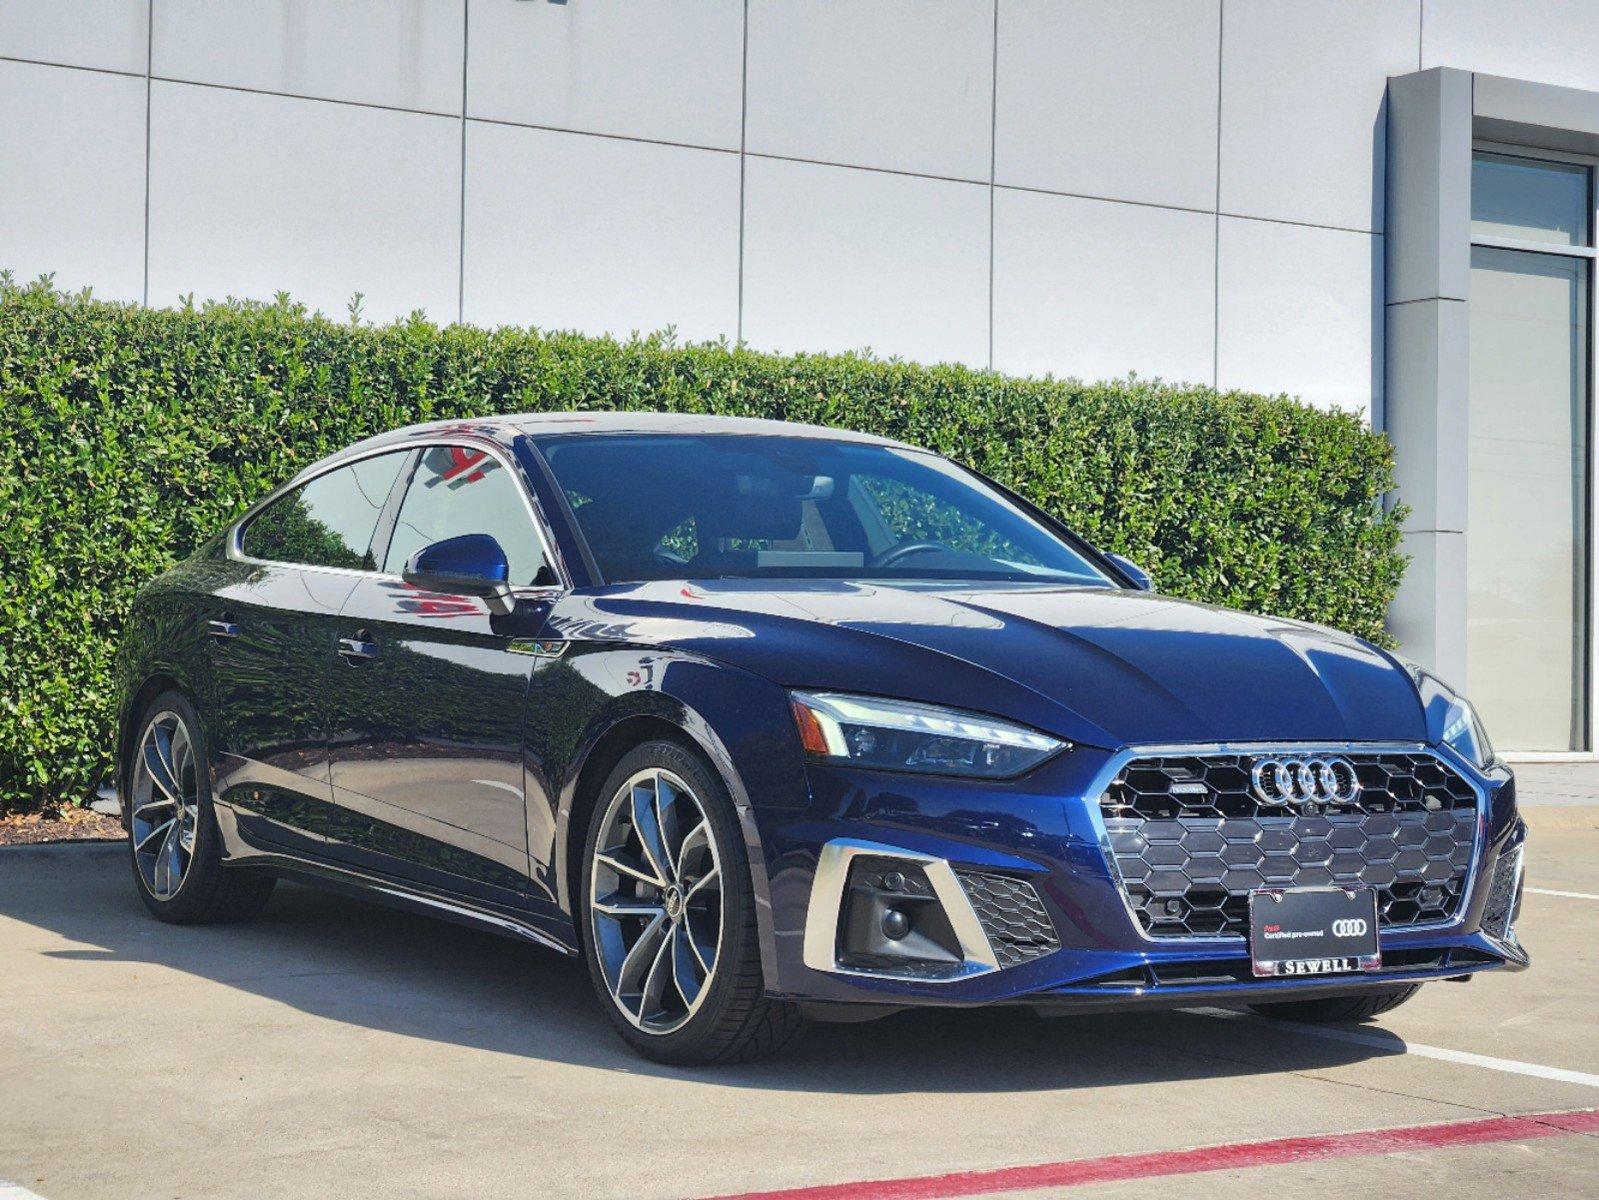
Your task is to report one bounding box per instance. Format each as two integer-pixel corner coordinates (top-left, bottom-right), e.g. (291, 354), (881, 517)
(663, 885), (683, 921)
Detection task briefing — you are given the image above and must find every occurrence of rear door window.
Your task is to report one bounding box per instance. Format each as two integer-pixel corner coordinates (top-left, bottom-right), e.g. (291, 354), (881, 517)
(240, 452), (408, 570)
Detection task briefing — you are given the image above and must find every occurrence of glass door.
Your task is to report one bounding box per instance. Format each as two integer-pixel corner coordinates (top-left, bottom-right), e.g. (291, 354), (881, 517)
(1467, 149), (1595, 751)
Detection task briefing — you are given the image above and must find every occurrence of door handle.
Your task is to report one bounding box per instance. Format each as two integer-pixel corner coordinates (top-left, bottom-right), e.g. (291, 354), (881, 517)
(207, 619), (241, 641)
(337, 635), (380, 662)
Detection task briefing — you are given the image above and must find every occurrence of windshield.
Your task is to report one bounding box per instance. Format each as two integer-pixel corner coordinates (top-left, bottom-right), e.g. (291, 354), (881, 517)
(533, 433), (1115, 587)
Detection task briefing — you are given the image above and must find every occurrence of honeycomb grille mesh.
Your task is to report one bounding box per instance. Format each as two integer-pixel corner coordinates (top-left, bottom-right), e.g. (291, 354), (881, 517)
(1482, 846), (1523, 943)
(955, 871), (1059, 968)
(1099, 751), (1479, 939)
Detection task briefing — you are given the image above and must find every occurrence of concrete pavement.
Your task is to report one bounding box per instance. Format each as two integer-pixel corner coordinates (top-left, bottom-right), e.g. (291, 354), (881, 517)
(1508, 759), (1599, 806)
(0, 808), (1595, 1199)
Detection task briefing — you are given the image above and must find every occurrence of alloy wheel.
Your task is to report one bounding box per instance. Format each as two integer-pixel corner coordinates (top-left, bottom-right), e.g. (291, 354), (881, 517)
(589, 767), (724, 1034)
(130, 710), (201, 899)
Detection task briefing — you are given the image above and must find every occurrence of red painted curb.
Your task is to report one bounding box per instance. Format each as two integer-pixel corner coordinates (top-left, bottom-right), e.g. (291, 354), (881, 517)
(699, 1109), (1599, 1200)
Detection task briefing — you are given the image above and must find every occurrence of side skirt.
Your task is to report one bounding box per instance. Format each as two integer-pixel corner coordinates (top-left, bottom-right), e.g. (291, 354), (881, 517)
(231, 850), (580, 957)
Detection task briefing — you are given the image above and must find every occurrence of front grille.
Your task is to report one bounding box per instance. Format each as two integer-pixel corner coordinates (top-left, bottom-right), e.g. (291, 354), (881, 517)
(955, 870), (1060, 968)
(1099, 751), (1479, 939)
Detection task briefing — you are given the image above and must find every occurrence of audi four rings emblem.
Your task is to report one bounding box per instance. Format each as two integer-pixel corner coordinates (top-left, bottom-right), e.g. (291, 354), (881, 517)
(1332, 918), (1369, 938)
(1249, 755), (1362, 807)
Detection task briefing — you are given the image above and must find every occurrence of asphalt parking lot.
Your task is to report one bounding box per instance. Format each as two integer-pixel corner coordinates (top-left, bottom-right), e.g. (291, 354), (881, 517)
(2, 806), (1595, 1200)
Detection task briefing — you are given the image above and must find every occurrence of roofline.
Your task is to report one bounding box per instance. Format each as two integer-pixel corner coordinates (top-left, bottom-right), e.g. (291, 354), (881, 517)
(309, 412), (918, 477)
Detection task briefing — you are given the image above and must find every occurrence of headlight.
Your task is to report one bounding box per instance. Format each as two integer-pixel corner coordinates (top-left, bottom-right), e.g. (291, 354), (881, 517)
(789, 691), (1067, 779)
(1400, 660), (1495, 769)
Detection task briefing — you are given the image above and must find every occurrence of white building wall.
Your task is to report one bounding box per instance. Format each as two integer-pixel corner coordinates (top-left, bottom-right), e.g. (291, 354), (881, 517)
(0, 0), (1593, 421)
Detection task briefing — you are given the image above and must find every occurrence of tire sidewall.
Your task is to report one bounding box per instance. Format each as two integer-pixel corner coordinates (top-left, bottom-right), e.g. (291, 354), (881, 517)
(579, 739), (759, 1061)
(127, 689), (223, 916)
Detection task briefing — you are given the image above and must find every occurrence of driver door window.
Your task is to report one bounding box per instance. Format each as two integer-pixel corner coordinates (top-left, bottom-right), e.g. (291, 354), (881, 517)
(383, 446), (550, 585)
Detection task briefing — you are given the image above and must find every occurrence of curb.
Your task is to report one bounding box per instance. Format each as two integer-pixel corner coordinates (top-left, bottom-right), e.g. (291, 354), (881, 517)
(0, 840), (122, 856)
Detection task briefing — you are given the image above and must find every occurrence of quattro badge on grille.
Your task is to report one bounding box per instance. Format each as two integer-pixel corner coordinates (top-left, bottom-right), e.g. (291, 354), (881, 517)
(1249, 755), (1362, 808)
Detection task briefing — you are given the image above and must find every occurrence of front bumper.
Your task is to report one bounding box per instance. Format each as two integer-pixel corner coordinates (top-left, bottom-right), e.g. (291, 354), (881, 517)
(753, 743), (1528, 1010)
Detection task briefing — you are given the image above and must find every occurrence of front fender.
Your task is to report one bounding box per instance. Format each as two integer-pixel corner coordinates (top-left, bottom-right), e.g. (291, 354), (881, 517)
(528, 644), (807, 985)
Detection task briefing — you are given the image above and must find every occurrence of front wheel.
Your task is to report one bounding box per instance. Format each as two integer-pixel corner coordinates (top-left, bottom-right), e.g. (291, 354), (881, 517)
(579, 740), (806, 1065)
(127, 690), (275, 924)
(1250, 984), (1419, 1024)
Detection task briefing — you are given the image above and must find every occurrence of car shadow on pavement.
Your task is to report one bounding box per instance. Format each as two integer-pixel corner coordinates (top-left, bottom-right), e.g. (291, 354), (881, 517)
(3, 844), (1400, 1093)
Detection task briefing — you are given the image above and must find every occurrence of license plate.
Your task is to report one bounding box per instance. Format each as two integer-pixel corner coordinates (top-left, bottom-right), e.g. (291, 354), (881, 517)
(1249, 887), (1381, 978)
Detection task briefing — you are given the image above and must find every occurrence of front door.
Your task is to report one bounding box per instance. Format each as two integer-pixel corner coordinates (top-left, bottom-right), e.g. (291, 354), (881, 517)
(323, 444), (559, 904)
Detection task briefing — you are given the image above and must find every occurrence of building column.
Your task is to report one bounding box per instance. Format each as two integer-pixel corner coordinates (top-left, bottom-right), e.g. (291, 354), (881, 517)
(1384, 67), (1472, 684)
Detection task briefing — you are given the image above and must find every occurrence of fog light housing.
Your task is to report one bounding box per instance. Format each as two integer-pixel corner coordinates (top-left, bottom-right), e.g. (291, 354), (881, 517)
(802, 840), (1004, 981)
(839, 856), (963, 970)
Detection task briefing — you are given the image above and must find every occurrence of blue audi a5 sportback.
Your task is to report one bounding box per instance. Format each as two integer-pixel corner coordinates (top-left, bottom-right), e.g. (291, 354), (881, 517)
(114, 413), (1528, 1063)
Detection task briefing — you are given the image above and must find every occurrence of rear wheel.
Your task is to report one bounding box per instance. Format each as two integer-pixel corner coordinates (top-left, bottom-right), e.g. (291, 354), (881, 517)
(1250, 984), (1419, 1024)
(128, 690), (275, 924)
(579, 740), (806, 1064)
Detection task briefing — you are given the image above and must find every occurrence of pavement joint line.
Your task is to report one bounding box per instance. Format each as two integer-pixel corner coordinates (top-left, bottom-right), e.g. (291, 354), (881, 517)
(1277, 1068), (1504, 1118)
(695, 1108), (1599, 1200)
(1527, 887), (1599, 900)
(1251, 1017), (1599, 1090)
(1120, 1021), (1505, 1120)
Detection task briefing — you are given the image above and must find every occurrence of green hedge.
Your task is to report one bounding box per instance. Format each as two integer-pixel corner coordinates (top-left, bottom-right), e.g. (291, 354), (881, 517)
(0, 279), (1407, 813)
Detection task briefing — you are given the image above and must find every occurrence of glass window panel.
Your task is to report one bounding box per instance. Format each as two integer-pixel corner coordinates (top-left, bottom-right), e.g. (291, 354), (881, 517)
(535, 433), (1112, 585)
(383, 446), (548, 585)
(241, 451), (406, 569)
(1471, 152), (1589, 246)
(1467, 246), (1589, 750)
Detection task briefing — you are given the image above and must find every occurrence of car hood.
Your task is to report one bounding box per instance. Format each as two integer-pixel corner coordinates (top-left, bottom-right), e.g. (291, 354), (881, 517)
(549, 580), (1428, 749)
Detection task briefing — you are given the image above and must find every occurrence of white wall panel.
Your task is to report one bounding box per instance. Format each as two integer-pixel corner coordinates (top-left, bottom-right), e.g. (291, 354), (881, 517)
(996, 0), (1219, 211)
(463, 123), (739, 343)
(1424, 0), (1599, 95)
(742, 158), (988, 366)
(147, 83), (459, 322)
(153, 0), (464, 114)
(992, 189), (1214, 385)
(0, 61), (145, 300)
(1221, 0), (1419, 232)
(1216, 216), (1381, 416)
(467, 0), (742, 150)
(746, 0), (993, 181)
(0, 0), (148, 74)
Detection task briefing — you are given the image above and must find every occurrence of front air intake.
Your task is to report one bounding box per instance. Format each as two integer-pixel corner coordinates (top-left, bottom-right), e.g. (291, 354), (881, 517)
(1481, 844), (1524, 946)
(955, 870), (1059, 968)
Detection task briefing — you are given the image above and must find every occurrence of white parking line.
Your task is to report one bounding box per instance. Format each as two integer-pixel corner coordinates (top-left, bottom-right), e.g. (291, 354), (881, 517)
(0, 1181), (49, 1200)
(1268, 1020), (1599, 1090)
(1527, 887), (1599, 901)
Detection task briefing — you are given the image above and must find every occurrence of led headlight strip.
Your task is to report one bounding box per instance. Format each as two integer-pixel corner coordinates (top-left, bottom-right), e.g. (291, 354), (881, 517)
(790, 691), (1067, 779)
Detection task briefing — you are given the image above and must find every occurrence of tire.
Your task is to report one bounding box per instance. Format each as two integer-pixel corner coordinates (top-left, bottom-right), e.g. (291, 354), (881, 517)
(126, 689), (276, 924)
(579, 739), (807, 1065)
(1250, 984), (1419, 1024)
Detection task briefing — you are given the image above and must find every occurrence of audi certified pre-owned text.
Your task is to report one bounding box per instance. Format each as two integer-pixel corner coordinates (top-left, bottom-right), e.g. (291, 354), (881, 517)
(112, 413), (1528, 1063)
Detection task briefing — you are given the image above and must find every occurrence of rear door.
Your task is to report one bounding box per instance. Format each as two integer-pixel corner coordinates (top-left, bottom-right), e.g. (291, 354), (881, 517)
(208, 450), (411, 854)
(323, 443), (560, 903)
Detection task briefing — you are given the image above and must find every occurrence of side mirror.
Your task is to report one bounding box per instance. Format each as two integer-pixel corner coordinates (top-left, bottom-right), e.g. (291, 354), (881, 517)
(1107, 552), (1154, 592)
(403, 533), (516, 616)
